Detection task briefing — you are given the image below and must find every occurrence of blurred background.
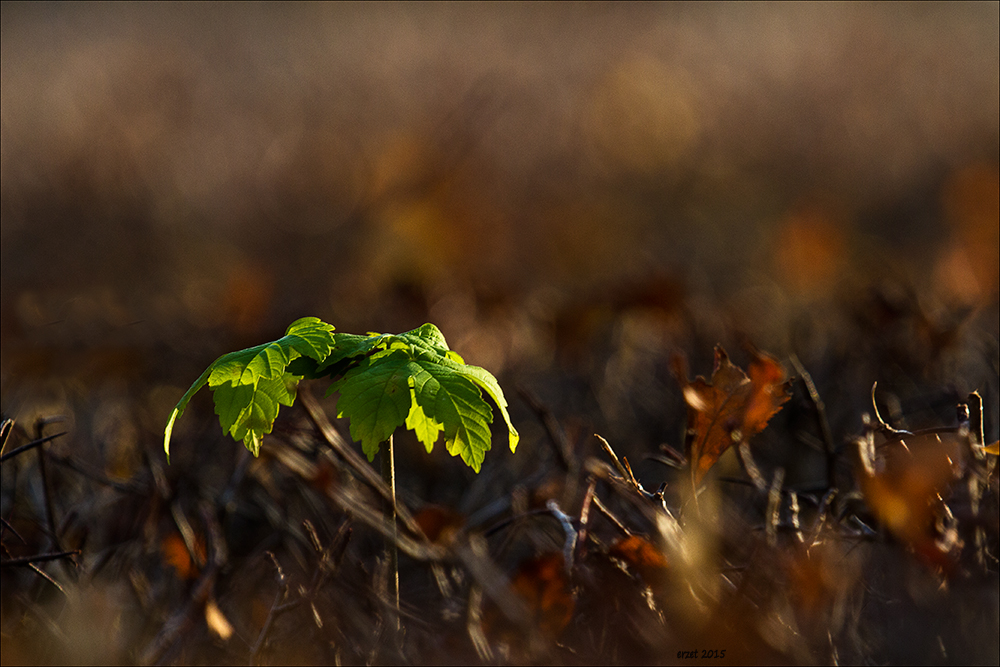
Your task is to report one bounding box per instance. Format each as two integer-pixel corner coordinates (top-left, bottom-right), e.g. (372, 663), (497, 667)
(1, 3), (998, 664)
(4, 1), (998, 445)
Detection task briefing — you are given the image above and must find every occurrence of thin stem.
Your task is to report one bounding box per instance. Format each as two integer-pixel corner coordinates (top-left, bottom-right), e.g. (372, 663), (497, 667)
(300, 387), (426, 538)
(789, 354), (837, 492)
(380, 434), (400, 631)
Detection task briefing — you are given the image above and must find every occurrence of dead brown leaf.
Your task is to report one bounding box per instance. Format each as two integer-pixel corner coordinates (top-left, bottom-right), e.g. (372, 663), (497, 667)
(674, 346), (791, 485)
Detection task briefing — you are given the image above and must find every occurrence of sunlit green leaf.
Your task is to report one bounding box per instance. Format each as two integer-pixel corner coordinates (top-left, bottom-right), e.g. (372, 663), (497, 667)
(330, 353), (413, 460)
(406, 376), (444, 453)
(164, 317), (334, 459)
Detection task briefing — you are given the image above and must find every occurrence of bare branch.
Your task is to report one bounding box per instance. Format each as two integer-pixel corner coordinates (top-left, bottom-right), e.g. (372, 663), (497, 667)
(0, 432), (67, 464)
(1, 549), (81, 568)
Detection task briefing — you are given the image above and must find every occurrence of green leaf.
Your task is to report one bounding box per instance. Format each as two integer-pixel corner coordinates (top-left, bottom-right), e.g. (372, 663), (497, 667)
(325, 325), (515, 472)
(406, 376), (444, 453)
(387, 323), (518, 454)
(434, 357), (519, 454)
(315, 332), (387, 374)
(409, 322), (450, 348)
(330, 352), (414, 460)
(213, 381), (255, 438)
(163, 317), (335, 460)
(213, 374), (299, 456)
(208, 316), (336, 386)
(418, 364), (494, 472)
(164, 365), (214, 461)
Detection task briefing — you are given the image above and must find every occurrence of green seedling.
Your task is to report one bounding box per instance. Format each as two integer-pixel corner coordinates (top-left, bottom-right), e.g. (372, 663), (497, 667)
(163, 317), (519, 621)
(164, 316), (518, 469)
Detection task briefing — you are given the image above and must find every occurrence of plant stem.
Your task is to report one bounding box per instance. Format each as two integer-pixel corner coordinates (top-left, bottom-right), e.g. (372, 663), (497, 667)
(380, 434), (400, 629)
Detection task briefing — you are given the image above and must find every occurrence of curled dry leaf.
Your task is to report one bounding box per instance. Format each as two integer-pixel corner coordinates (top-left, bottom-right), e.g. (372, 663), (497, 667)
(674, 346), (792, 485)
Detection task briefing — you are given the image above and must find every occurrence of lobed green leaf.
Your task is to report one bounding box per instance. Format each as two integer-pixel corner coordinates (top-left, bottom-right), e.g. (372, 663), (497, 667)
(214, 374), (299, 456)
(330, 353), (414, 460)
(435, 357), (519, 454)
(419, 365), (494, 472)
(164, 317), (335, 460)
(207, 317), (336, 387)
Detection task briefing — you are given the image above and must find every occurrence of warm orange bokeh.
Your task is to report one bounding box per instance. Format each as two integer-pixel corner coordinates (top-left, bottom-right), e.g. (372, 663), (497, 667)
(774, 204), (847, 296)
(939, 162), (1000, 300)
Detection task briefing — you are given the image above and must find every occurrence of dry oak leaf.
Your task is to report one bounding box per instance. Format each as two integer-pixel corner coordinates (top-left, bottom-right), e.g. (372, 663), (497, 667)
(674, 346), (791, 485)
